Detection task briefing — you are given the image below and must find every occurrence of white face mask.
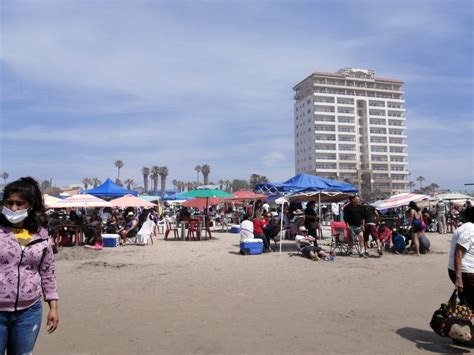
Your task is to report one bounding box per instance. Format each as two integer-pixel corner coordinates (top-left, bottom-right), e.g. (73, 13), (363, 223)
(2, 206), (29, 224)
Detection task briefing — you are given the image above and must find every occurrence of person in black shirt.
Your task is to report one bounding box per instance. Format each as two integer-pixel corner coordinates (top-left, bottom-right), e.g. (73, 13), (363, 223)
(343, 195), (366, 258)
(304, 201), (319, 238)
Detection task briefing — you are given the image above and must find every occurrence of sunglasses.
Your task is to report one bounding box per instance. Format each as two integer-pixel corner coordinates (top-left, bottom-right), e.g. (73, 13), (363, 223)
(3, 200), (29, 208)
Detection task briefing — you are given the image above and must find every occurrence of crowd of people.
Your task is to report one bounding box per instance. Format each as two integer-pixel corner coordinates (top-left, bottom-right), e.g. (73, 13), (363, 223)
(0, 176), (473, 352)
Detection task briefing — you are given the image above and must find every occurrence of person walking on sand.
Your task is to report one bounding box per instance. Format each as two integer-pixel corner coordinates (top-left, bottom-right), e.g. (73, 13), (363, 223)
(436, 198), (447, 234)
(0, 177), (59, 354)
(448, 207), (474, 309)
(408, 201), (423, 256)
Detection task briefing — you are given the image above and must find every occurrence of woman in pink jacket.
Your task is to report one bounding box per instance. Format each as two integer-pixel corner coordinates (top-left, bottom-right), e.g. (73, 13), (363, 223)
(0, 177), (59, 354)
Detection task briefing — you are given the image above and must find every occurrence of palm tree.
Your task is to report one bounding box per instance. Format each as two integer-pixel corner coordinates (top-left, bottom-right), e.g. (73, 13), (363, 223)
(142, 167), (150, 193)
(150, 166), (160, 194)
(194, 165), (201, 184)
(416, 176), (425, 190)
(92, 178), (102, 188)
(114, 160), (124, 180)
(430, 183), (440, 196)
(408, 181), (416, 192)
(1, 172), (8, 186)
(124, 179), (134, 190)
(158, 167), (169, 198)
(172, 179), (178, 190)
(82, 177), (92, 190)
(218, 179), (224, 190)
(201, 164), (211, 185)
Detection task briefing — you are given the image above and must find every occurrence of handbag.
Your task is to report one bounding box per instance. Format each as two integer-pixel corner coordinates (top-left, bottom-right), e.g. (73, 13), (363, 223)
(430, 289), (473, 337)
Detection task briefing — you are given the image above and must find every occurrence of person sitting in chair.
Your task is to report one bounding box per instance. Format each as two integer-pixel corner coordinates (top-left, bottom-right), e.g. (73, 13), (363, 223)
(118, 211), (138, 246)
(295, 226), (333, 261)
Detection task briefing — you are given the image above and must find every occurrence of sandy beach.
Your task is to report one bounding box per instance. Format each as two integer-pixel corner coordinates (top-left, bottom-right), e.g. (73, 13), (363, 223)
(34, 228), (468, 354)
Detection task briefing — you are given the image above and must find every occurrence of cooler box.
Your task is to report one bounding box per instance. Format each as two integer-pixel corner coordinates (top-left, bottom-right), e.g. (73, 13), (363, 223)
(230, 225), (240, 234)
(240, 239), (263, 255)
(102, 234), (119, 248)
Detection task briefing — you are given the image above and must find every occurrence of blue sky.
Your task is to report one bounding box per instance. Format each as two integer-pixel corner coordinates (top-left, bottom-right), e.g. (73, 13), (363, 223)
(0, 0), (473, 190)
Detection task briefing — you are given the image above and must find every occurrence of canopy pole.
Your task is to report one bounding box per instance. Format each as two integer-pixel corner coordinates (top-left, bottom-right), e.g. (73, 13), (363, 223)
(280, 201), (284, 254)
(318, 193), (321, 240)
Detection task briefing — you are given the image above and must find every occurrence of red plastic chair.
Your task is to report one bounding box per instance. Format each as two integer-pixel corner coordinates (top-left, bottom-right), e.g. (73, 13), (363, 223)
(204, 220), (212, 240)
(164, 220), (179, 240)
(186, 220), (201, 241)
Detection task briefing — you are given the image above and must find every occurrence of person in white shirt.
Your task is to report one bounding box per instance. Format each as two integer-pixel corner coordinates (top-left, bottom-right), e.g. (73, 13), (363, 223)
(239, 214), (254, 243)
(448, 207), (474, 308)
(295, 226), (333, 261)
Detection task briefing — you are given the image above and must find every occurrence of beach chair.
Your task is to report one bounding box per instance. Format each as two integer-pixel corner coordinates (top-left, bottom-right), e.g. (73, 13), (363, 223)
(329, 221), (350, 255)
(164, 220), (179, 240)
(135, 220), (155, 245)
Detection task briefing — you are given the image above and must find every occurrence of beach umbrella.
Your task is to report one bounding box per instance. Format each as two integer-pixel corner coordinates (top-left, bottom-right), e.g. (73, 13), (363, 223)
(43, 194), (61, 207)
(183, 197), (227, 210)
(372, 193), (429, 210)
(181, 189), (235, 199)
(109, 194), (157, 208)
(430, 192), (472, 202)
(181, 189), (235, 237)
(232, 190), (267, 200)
(47, 194), (112, 208)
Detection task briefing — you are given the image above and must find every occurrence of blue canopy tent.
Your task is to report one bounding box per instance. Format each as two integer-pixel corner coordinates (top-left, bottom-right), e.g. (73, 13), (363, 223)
(256, 173), (358, 253)
(162, 191), (192, 201)
(85, 178), (138, 198)
(255, 173), (357, 195)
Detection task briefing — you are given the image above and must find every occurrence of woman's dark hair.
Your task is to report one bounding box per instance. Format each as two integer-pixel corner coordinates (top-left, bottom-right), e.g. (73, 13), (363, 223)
(242, 214), (251, 221)
(1, 177), (47, 233)
(408, 201), (420, 212)
(138, 209), (150, 225)
(462, 207), (474, 223)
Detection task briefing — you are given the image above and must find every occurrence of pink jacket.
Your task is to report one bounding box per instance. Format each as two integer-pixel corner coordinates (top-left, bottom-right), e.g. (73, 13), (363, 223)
(0, 225), (58, 312)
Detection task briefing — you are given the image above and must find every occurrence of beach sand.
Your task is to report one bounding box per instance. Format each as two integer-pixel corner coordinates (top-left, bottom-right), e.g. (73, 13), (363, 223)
(35, 228), (467, 354)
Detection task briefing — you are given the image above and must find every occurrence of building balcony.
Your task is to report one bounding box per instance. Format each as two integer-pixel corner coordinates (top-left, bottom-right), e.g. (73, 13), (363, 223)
(369, 120), (387, 126)
(315, 136), (336, 142)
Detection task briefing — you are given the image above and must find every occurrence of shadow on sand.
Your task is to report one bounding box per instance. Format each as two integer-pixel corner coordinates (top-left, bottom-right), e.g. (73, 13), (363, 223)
(396, 327), (472, 353)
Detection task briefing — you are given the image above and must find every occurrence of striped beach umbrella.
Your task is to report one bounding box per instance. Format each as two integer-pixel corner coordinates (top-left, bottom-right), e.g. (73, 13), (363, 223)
(372, 193), (429, 210)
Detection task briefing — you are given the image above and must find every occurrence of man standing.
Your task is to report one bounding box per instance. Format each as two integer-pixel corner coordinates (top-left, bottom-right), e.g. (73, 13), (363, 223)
(304, 201), (319, 239)
(363, 202), (382, 256)
(343, 195), (366, 258)
(436, 198), (447, 234)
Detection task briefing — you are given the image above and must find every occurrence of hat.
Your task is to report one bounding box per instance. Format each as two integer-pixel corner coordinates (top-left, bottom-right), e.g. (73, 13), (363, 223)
(293, 209), (304, 215)
(271, 211), (278, 217)
(127, 211), (134, 216)
(298, 226), (307, 232)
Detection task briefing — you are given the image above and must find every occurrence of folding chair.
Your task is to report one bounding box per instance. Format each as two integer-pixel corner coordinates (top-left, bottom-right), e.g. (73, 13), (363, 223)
(329, 221), (350, 255)
(164, 220), (179, 240)
(330, 221), (364, 256)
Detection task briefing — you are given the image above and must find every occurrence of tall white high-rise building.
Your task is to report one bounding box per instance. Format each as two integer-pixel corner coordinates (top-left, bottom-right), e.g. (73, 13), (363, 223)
(293, 68), (409, 196)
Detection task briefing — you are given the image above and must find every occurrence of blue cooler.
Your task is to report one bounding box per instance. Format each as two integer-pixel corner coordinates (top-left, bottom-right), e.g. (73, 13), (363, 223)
(230, 225), (240, 234)
(240, 239), (263, 255)
(102, 234), (119, 247)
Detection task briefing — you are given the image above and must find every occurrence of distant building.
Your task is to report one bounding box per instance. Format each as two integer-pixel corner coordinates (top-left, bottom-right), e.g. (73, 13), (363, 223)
(293, 68), (409, 196)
